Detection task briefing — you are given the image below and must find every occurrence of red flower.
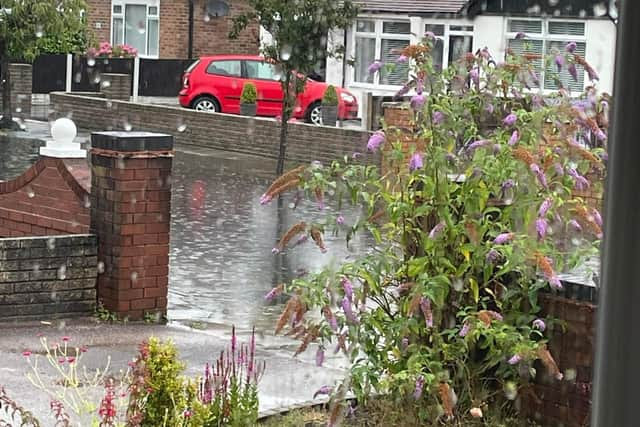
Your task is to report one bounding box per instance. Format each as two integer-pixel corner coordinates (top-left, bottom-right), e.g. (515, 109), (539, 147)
(67, 357), (76, 364)
(22, 350), (32, 357)
(61, 336), (71, 342)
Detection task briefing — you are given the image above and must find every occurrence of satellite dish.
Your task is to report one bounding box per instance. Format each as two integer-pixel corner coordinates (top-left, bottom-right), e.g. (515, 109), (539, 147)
(207, 0), (229, 17)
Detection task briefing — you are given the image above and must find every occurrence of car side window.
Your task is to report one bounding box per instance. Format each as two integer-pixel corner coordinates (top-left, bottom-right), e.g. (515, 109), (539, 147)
(205, 60), (241, 77)
(245, 61), (279, 81)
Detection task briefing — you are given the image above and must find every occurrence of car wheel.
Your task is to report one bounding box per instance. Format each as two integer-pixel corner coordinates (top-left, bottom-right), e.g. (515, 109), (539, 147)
(193, 96), (220, 113)
(306, 102), (323, 126)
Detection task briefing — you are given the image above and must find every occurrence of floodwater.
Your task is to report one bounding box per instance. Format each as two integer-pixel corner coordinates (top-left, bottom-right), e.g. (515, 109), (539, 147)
(168, 150), (368, 331)
(0, 134), (369, 332)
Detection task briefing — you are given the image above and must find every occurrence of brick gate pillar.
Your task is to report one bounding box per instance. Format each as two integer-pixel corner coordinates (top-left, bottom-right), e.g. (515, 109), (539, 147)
(90, 132), (173, 320)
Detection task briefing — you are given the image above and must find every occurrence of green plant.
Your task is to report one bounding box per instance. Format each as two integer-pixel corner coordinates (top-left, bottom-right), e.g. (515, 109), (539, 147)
(322, 85), (339, 106)
(95, 302), (119, 323)
(262, 35), (605, 423)
(241, 83), (258, 105)
(0, 386), (41, 426)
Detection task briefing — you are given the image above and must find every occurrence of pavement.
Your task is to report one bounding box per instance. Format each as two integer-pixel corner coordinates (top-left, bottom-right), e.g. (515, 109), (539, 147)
(0, 319), (347, 426)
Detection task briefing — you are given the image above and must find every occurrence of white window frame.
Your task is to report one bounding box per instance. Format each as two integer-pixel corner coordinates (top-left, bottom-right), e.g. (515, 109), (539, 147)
(111, 0), (160, 58)
(350, 16), (412, 90)
(505, 17), (587, 94)
(422, 20), (475, 71)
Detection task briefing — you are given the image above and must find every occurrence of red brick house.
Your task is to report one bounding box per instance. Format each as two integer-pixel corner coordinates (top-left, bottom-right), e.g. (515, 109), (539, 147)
(85, 0), (259, 59)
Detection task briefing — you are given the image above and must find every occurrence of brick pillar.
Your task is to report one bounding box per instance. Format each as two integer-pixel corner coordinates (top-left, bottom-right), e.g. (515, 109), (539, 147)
(101, 73), (131, 101)
(90, 131), (173, 320)
(0, 63), (32, 118)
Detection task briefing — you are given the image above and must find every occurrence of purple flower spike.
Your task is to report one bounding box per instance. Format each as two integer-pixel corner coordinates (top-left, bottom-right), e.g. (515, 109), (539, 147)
(425, 31), (436, 39)
(410, 94), (426, 111)
(485, 103), (495, 114)
(294, 234), (308, 247)
(486, 248), (500, 263)
(352, 151), (362, 160)
(566, 41), (577, 53)
(470, 67), (480, 87)
(336, 215), (345, 225)
(568, 63), (578, 81)
(538, 198), (552, 217)
(586, 65), (599, 81)
(396, 55), (408, 64)
(595, 129), (606, 141)
(536, 218), (548, 240)
(549, 275), (563, 289)
(515, 32), (526, 39)
(555, 54), (564, 72)
(508, 354), (522, 365)
(420, 297), (433, 328)
(592, 209), (603, 227)
(433, 111), (445, 125)
(416, 78), (424, 95)
(414, 375), (425, 399)
(459, 322), (471, 337)
(367, 131), (385, 152)
(264, 286), (282, 301)
(341, 277), (354, 301)
(429, 221), (446, 239)
(503, 113), (517, 127)
(501, 179), (515, 191)
(394, 84), (410, 99)
(342, 297), (359, 324)
(315, 348), (325, 367)
(409, 152), (424, 171)
(569, 219), (582, 231)
(568, 168), (590, 190)
(494, 232), (514, 245)
(466, 139), (490, 153)
(508, 130), (520, 146)
(313, 385), (332, 399)
(368, 61), (383, 74)
(533, 319), (546, 332)
(487, 310), (503, 321)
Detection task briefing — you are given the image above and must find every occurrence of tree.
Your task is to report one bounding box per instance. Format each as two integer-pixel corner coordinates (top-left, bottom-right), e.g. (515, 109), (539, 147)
(231, 0), (358, 174)
(0, 0), (87, 129)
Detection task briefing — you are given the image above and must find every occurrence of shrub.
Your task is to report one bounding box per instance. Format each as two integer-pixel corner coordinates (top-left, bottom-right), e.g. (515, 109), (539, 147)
(262, 34), (606, 423)
(87, 42), (138, 58)
(322, 85), (338, 106)
(241, 83), (258, 105)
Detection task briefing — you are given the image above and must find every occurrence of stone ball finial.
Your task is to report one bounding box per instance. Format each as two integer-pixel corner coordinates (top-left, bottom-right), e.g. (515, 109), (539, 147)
(51, 118), (77, 146)
(39, 118), (86, 158)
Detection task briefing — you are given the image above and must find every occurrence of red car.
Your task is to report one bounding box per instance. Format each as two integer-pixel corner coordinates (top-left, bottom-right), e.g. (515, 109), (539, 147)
(179, 55), (358, 125)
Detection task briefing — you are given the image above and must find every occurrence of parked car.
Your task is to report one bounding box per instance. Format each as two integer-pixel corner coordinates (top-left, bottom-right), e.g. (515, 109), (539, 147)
(179, 55), (358, 125)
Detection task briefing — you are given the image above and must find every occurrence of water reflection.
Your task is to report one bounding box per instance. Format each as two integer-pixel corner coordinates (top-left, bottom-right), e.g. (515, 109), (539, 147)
(169, 151), (368, 331)
(0, 137), (43, 181)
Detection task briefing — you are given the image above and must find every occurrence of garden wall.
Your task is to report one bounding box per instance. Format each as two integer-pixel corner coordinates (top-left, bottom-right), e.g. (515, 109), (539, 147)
(1, 63), (32, 117)
(0, 235), (98, 320)
(0, 157), (90, 238)
(50, 92), (373, 166)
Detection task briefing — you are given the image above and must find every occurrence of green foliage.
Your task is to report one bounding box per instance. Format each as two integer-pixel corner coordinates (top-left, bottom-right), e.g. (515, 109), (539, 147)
(94, 302), (119, 323)
(266, 36), (606, 422)
(241, 82), (258, 105)
(322, 85), (338, 106)
(0, 0), (88, 61)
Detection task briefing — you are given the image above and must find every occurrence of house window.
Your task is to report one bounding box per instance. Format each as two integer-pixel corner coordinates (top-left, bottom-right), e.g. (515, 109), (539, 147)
(506, 19), (586, 92)
(424, 23), (474, 72)
(353, 19), (411, 86)
(111, 1), (160, 57)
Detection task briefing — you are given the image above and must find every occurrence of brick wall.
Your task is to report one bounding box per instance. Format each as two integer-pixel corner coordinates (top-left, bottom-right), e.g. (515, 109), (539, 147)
(524, 292), (596, 427)
(85, 0), (111, 45)
(101, 73), (131, 101)
(0, 64), (32, 118)
(51, 92), (374, 166)
(0, 235), (98, 321)
(0, 157), (90, 238)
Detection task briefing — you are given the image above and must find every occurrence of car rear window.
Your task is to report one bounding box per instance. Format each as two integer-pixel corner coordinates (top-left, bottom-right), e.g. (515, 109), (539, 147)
(206, 60), (241, 77)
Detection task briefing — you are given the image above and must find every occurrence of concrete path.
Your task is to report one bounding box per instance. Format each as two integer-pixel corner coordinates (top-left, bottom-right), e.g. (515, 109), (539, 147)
(0, 319), (347, 426)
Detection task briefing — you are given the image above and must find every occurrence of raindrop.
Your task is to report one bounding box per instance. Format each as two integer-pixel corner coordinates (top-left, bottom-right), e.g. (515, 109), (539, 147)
(131, 271), (138, 281)
(93, 74), (102, 84)
(116, 156), (126, 169)
(106, 100), (113, 109)
(204, 13), (211, 22)
(452, 278), (463, 292)
(58, 320), (67, 330)
(97, 261), (105, 274)
(33, 264), (40, 273)
(35, 25), (43, 38)
(74, 72), (82, 83)
(15, 107), (21, 113)
(87, 57), (96, 67)
(280, 44), (292, 61)
(215, 218), (224, 227)
(101, 80), (111, 89)
(579, 9), (587, 17)
(526, 4), (541, 14)
(177, 123), (187, 132)
(83, 196), (91, 208)
(504, 382), (518, 400)
(57, 265), (67, 280)
(288, 202), (295, 209)
(548, 0), (559, 5)
(564, 368), (577, 381)
(26, 186), (35, 198)
(47, 238), (56, 250)
(593, 3), (607, 16)
(123, 121), (133, 131)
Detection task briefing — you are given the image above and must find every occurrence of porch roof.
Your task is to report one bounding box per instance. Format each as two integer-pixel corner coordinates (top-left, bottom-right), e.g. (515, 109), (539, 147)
(355, 0), (469, 15)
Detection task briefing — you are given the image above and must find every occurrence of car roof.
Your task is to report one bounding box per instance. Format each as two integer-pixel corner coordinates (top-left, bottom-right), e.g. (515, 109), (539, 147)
(198, 55), (265, 61)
